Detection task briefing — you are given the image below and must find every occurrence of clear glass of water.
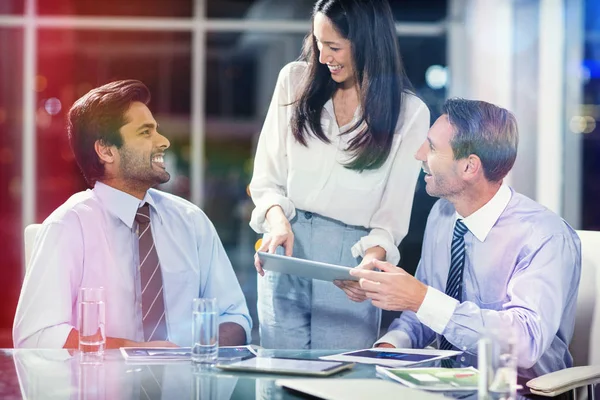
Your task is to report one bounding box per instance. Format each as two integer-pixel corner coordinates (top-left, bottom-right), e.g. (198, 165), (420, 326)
(78, 359), (106, 398)
(78, 287), (106, 355)
(478, 322), (518, 400)
(191, 364), (219, 399)
(192, 297), (218, 364)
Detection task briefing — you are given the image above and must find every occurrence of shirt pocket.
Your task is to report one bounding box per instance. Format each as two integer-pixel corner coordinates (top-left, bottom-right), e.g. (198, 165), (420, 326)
(468, 251), (512, 309)
(162, 269), (200, 303)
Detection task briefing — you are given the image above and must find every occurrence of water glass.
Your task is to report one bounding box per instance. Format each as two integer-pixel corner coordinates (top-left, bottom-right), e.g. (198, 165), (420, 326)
(78, 287), (106, 355)
(192, 298), (218, 363)
(478, 323), (518, 400)
(191, 364), (219, 399)
(78, 360), (106, 400)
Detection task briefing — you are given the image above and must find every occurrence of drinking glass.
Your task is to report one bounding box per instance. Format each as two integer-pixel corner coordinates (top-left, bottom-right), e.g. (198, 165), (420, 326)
(191, 364), (219, 399)
(78, 287), (106, 355)
(78, 360), (106, 400)
(192, 298), (218, 363)
(478, 322), (518, 400)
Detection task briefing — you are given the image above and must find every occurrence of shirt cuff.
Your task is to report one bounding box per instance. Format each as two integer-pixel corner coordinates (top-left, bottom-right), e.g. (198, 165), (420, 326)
(24, 324), (74, 349)
(374, 329), (412, 348)
(416, 286), (459, 335)
(351, 229), (400, 265)
(249, 194), (296, 233)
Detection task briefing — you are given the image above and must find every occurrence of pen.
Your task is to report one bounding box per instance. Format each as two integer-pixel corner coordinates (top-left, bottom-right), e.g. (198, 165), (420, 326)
(454, 372), (476, 378)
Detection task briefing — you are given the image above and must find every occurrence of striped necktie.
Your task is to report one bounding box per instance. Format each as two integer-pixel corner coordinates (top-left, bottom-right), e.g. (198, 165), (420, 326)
(439, 219), (469, 354)
(136, 203), (168, 341)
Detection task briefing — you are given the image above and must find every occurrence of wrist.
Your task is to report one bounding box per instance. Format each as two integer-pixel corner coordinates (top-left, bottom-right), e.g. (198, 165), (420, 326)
(105, 337), (138, 349)
(62, 328), (79, 349)
(266, 205), (287, 224)
(411, 282), (429, 313)
(364, 246), (386, 262)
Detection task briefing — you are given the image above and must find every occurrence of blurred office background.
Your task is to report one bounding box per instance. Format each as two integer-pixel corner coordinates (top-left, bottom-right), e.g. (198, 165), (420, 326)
(0, 0), (598, 347)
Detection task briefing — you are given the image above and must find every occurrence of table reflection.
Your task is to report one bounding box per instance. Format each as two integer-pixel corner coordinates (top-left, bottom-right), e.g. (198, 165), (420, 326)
(11, 349), (239, 400)
(0, 349), (579, 400)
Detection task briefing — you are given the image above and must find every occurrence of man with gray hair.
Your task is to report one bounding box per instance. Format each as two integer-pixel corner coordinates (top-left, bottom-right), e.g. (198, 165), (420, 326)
(338, 98), (581, 379)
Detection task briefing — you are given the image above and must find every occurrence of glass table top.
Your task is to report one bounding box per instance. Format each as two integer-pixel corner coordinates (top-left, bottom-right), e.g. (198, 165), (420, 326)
(0, 348), (558, 399)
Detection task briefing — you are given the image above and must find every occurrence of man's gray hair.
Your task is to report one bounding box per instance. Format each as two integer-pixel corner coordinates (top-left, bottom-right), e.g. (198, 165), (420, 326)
(443, 98), (519, 182)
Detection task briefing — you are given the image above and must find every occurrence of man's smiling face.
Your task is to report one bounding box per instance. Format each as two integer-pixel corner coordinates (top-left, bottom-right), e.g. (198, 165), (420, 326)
(113, 101), (171, 189)
(415, 114), (468, 199)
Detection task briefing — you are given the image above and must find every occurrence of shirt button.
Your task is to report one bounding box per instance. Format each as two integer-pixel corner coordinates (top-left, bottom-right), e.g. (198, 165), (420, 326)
(304, 212), (313, 219)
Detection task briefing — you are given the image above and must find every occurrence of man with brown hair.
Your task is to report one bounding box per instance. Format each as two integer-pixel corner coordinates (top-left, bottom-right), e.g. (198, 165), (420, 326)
(14, 80), (251, 348)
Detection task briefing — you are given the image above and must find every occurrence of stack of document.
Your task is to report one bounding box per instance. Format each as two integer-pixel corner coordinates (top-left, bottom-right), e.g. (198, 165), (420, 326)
(376, 366), (479, 392)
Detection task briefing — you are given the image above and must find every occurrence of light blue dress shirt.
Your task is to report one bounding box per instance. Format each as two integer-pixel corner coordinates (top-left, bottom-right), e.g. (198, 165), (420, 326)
(377, 186), (581, 379)
(13, 182), (252, 348)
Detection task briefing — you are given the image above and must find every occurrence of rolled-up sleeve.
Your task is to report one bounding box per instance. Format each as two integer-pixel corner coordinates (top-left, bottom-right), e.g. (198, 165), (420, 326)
(13, 214), (83, 348)
(351, 100), (430, 265)
(200, 219), (252, 343)
(248, 63), (297, 233)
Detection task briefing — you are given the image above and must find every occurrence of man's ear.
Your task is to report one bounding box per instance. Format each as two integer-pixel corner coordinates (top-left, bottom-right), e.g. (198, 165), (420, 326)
(464, 154), (482, 179)
(94, 139), (116, 165)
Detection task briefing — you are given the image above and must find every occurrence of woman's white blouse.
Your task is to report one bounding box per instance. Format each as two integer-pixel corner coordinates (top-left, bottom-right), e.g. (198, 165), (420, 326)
(249, 62), (430, 265)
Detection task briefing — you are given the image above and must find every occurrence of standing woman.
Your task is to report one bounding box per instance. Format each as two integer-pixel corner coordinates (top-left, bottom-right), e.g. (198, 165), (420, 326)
(249, 0), (430, 349)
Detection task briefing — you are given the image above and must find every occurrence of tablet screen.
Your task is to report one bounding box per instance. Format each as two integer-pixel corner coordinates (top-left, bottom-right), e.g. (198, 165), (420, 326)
(224, 357), (345, 373)
(343, 350), (438, 362)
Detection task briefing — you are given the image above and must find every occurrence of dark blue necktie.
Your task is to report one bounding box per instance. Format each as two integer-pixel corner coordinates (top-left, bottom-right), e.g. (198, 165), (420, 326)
(439, 219), (469, 355)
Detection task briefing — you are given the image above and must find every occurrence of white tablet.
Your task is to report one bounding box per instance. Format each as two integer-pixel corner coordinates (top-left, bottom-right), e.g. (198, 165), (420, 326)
(257, 252), (359, 282)
(216, 357), (354, 376)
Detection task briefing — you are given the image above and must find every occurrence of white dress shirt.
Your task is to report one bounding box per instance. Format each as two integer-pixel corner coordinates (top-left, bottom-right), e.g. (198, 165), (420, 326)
(13, 182), (252, 348)
(249, 62), (430, 264)
(413, 184), (513, 335)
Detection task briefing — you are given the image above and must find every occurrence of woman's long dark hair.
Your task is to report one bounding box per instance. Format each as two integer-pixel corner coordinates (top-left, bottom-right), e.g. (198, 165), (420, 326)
(291, 0), (413, 171)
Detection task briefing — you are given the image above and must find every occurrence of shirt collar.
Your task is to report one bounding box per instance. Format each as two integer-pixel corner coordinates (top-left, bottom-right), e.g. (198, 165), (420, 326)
(456, 184), (512, 242)
(93, 182), (162, 229)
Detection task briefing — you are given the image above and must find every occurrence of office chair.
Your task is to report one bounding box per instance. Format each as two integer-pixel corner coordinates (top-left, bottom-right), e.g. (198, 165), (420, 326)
(526, 230), (600, 399)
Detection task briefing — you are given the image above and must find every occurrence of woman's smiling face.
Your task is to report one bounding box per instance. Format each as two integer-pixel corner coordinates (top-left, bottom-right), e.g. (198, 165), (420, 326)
(313, 12), (355, 87)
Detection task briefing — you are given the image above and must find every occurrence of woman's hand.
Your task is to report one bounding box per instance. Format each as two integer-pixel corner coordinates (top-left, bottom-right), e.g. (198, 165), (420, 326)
(334, 246), (386, 302)
(254, 206), (294, 276)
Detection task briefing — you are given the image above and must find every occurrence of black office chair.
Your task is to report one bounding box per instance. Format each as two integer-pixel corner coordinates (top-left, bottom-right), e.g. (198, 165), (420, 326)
(381, 170), (438, 333)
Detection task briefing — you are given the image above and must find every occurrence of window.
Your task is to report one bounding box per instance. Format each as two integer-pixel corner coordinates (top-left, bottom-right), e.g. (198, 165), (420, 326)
(0, 28), (24, 346)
